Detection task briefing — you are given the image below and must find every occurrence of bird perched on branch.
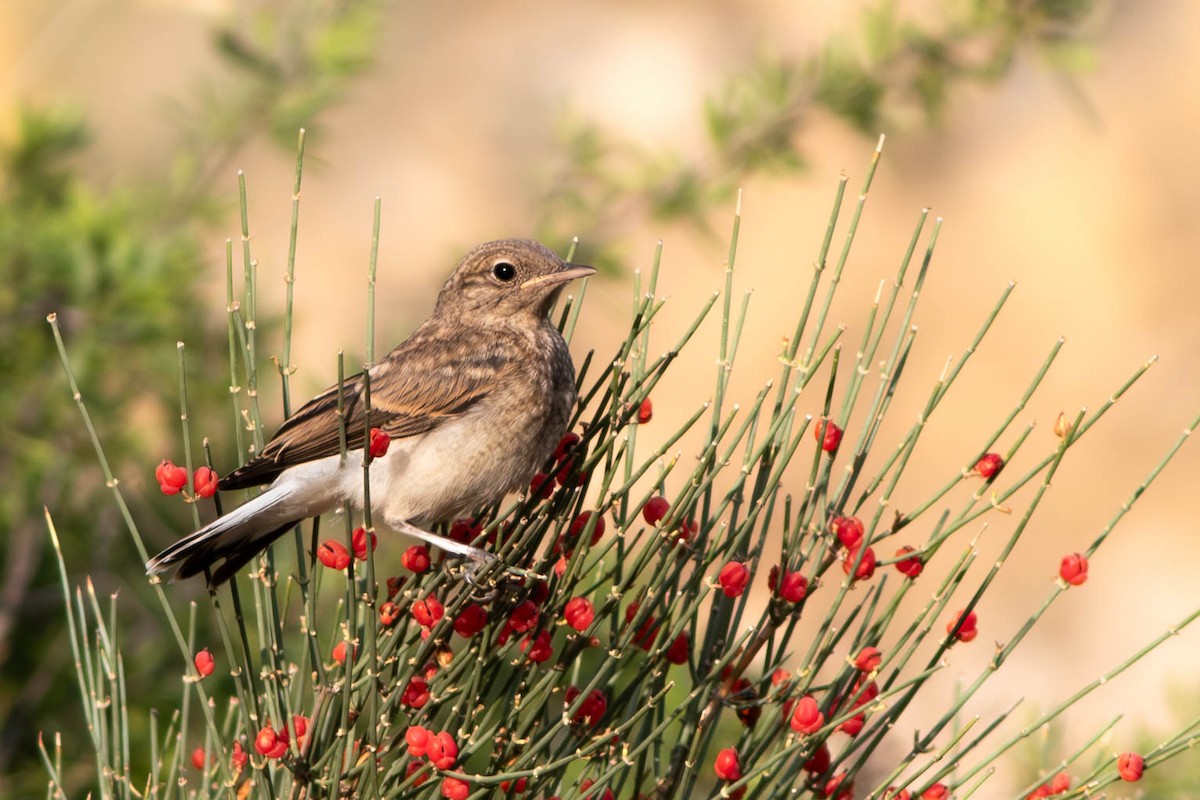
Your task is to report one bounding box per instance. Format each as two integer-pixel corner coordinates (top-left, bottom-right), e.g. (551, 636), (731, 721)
(147, 239), (594, 587)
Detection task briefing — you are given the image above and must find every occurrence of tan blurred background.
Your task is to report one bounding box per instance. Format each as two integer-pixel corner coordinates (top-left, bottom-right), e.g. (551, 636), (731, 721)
(6, 0), (1200, 787)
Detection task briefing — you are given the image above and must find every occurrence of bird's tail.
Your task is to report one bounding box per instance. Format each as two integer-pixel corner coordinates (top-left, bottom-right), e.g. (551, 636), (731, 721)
(146, 483), (316, 587)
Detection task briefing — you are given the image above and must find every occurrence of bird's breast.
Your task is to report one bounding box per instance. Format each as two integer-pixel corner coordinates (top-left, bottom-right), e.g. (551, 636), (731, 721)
(360, 332), (577, 526)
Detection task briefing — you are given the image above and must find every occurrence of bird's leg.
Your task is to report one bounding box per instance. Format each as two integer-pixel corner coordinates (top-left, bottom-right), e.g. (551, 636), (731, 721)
(396, 520), (543, 596)
(395, 520), (495, 563)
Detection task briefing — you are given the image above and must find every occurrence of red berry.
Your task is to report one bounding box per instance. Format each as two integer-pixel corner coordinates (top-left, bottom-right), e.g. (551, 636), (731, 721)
(351, 526), (377, 560)
(568, 511), (605, 547)
(637, 397), (653, 423)
(427, 730), (458, 769)
(713, 747), (741, 781)
(625, 601), (661, 650)
(155, 459), (189, 495)
(565, 686), (607, 726)
(883, 789), (911, 800)
(851, 678), (879, 709)
(193, 466), (218, 498)
(814, 419), (843, 453)
(230, 740), (247, 771)
(803, 743), (830, 773)
(778, 570), (808, 602)
(894, 545), (924, 578)
(854, 646), (882, 672)
(1117, 752), (1144, 782)
(1049, 771), (1070, 793)
(254, 725), (286, 759)
(677, 518), (698, 544)
(554, 431), (581, 461)
(718, 561), (751, 597)
(790, 695), (824, 734)
(529, 471), (555, 500)
(520, 629), (553, 663)
(332, 640), (357, 665)
(564, 597), (595, 632)
(831, 515), (865, 549)
(921, 783), (948, 799)
(507, 600), (539, 633)
(554, 454), (589, 487)
(842, 544), (876, 581)
(412, 594), (445, 628)
(448, 517), (484, 544)
(1059, 552), (1088, 586)
(397, 544), (430, 574)
(317, 540), (351, 570)
(191, 746), (207, 770)
(193, 647), (215, 678)
(368, 427), (390, 459)
(291, 715), (308, 742)
(402, 675), (430, 708)
(823, 771), (852, 799)
(664, 631), (690, 665)
(837, 712), (864, 736)
(642, 495), (670, 525)
(947, 609), (978, 643)
(529, 580), (550, 605)
(379, 601), (400, 627)
(405, 725), (430, 757)
(453, 603), (488, 637)
(440, 777), (470, 800)
(406, 760), (429, 786)
(974, 452), (1004, 479)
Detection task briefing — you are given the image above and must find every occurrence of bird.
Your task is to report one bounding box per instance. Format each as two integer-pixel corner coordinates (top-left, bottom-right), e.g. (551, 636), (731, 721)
(146, 239), (594, 587)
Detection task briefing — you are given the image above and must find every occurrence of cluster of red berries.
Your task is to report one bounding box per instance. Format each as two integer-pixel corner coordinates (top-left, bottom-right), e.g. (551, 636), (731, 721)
(155, 459), (218, 498)
(401, 663), (439, 709)
(315, 527), (378, 571)
(191, 741), (248, 773)
(404, 725), (467, 798)
(253, 716), (307, 760)
(1024, 770), (1072, 798)
(638, 494), (697, 554)
(768, 566), (809, 602)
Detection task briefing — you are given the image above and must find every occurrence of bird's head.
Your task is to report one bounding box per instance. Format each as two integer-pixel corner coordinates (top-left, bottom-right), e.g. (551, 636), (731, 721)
(434, 239), (595, 320)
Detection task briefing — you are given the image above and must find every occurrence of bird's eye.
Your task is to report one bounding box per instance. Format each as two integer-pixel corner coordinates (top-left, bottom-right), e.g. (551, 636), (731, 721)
(492, 261), (517, 282)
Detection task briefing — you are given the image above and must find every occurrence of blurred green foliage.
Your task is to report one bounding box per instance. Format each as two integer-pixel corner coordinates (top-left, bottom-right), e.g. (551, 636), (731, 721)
(537, 0), (1102, 269)
(1, 2), (383, 795)
(0, 105), (221, 794)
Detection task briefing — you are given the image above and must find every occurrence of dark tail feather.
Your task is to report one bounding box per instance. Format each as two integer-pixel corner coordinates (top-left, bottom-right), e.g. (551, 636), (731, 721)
(189, 523), (295, 586)
(146, 485), (307, 587)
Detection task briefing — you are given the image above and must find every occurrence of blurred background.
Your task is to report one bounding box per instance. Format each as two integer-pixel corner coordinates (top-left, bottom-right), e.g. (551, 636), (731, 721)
(3, 0), (1200, 795)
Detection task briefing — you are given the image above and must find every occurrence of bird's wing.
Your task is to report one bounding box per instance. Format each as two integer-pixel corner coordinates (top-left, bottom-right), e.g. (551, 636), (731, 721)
(219, 329), (512, 490)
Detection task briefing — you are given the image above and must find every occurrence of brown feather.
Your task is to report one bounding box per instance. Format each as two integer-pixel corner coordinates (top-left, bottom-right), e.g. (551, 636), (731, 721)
(219, 323), (516, 490)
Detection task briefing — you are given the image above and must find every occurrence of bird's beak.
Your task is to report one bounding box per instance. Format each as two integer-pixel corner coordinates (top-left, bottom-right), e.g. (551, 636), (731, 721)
(520, 263), (597, 291)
